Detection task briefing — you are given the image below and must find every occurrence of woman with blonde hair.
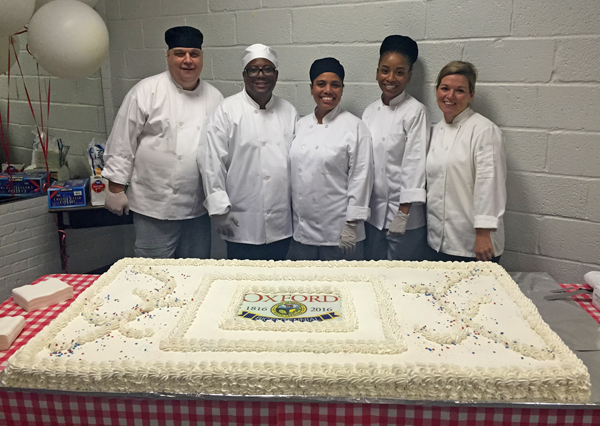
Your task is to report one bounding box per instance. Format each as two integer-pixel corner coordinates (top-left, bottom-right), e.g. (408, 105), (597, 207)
(426, 60), (506, 262)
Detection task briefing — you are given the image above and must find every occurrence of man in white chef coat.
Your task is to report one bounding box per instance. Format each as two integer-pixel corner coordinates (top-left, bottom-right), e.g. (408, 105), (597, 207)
(102, 26), (223, 258)
(198, 44), (298, 260)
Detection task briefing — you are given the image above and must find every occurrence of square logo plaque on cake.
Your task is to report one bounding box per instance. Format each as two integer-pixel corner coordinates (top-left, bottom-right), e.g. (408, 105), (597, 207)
(2, 258), (590, 403)
(161, 273), (405, 354)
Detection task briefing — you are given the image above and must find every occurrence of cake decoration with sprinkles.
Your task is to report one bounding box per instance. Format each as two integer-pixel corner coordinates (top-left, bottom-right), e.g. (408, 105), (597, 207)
(2, 258), (590, 403)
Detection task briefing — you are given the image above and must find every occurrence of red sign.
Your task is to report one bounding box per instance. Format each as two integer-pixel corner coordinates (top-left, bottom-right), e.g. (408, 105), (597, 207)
(91, 180), (105, 193)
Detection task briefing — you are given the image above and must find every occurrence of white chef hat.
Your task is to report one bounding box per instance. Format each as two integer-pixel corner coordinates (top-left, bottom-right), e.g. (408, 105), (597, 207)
(242, 44), (279, 69)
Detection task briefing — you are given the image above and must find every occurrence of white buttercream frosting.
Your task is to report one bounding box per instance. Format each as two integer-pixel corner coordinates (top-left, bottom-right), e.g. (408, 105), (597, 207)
(3, 259), (591, 403)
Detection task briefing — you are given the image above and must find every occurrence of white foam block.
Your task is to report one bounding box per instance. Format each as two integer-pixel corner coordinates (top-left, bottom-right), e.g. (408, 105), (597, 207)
(0, 316), (25, 351)
(12, 278), (74, 312)
(584, 271), (600, 290)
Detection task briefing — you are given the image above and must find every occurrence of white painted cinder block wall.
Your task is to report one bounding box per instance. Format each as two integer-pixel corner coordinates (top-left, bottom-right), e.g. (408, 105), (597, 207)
(101, 0), (600, 283)
(0, 0), (134, 293)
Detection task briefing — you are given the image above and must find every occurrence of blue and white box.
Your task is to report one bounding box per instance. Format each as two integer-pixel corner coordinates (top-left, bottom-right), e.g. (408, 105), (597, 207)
(48, 179), (89, 209)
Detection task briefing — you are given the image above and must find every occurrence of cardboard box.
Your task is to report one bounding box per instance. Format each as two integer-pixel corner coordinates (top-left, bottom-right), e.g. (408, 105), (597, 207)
(90, 175), (108, 206)
(48, 179), (89, 209)
(0, 172), (47, 197)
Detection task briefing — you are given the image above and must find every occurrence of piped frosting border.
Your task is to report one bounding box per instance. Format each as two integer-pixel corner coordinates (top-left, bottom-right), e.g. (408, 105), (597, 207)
(2, 258), (591, 403)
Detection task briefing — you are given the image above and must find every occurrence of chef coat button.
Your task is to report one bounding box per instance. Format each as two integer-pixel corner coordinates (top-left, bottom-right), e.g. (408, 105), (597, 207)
(196, 126), (200, 130)
(267, 211), (271, 215)
(382, 137), (385, 141)
(178, 89), (182, 94)
(315, 220), (320, 224)
(179, 122), (183, 127)
(377, 107), (381, 111)
(312, 196), (316, 201)
(315, 146), (319, 150)
(300, 218), (304, 223)
(325, 125), (329, 129)
(302, 145), (305, 149)
(298, 168), (302, 173)
(270, 111), (274, 114)
(381, 167), (385, 172)
(310, 125), (313, 129)
(264, 176), (270, 181)
(277, 142), (280, 145)
(173, 189), (178, 195)
(262, 141), (266, 147)
(177, 156), (182, 161)
(299, 196), (302, 200)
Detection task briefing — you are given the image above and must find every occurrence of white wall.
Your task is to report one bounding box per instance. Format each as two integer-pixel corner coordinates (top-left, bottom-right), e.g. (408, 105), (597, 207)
(102, 0), (600, 283)
(0, 1), (134, 290)
(0, 195), (134, 301)
(0, 33), (108, 179)
(2, 0), (599, 284)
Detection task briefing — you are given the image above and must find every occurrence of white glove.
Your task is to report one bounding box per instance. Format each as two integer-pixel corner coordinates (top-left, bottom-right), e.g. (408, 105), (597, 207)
(388, 210), (409, 236)
(214, 211), (239, 237)
(105, 190), (129, 216)
(339, 222), (357, 255)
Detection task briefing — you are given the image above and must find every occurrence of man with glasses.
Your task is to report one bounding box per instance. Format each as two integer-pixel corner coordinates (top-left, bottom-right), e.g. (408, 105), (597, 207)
(199, 44), (298, 260)
(103, 26), (223, 259)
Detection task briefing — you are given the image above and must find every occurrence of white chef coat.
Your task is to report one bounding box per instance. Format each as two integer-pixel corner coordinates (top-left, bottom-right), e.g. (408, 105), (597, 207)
(290, 106), (373, 246)
(102, 71), (223, 220)
(426, 107), (506, 257)
(362, 91), (430, 231)
(199, 90), (298, 244)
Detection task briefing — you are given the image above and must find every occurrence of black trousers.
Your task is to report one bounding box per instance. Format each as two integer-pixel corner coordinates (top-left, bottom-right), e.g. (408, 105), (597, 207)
(226, 237), (292, 261)
(429, 249), (501, 264)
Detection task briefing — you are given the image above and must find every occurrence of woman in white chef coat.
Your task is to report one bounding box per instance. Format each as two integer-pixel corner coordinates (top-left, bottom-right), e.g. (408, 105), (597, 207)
(287, 57), (373, 261)
(362, 35), (430, 261)
(426, 61), (506, 262)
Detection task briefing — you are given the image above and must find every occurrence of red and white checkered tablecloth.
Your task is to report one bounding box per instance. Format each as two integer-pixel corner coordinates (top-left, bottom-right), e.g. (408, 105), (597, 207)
(0, 395), (598, 426)
(0, 275), (599, 425)
(559, 284), (600, 324)
(0, 274), (99, 371)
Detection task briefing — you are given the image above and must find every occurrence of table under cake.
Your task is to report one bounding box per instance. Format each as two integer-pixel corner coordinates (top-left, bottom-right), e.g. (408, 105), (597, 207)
(1, 274), (599, 426)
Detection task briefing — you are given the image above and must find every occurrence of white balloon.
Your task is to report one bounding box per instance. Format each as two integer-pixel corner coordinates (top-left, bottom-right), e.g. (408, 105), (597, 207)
(35, 0), (98, 12)
(0, 0), (35, 37)
(0, 35), (20, 75)
(28, 0), (109, 79)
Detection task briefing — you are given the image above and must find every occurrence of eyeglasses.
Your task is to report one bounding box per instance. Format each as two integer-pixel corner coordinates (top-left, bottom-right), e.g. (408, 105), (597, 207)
(244, 66), (276, 77)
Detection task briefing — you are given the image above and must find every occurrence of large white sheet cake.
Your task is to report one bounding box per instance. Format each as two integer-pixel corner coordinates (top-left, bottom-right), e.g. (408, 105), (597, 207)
(3, 258), (590, 403)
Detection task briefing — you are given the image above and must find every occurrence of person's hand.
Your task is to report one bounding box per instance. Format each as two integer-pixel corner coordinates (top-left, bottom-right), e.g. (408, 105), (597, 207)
(339, 222), (357, 254)
(214, 211), (239, 237)
(105, 190), (129, 216)
(388, 210), (409, 236)
(475, 228), (494, 261)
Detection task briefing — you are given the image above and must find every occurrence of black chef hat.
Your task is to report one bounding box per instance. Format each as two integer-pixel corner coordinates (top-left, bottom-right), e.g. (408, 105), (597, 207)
(379, 35), (418, 67)
(309, 57), (345, 83)
(165, 26), (204, 50)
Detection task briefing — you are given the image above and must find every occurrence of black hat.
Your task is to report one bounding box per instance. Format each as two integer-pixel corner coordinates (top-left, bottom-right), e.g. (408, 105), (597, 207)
(309, 57), (345, 83)
(165, 26), (203, 50)
(379, 35), (418, 65)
